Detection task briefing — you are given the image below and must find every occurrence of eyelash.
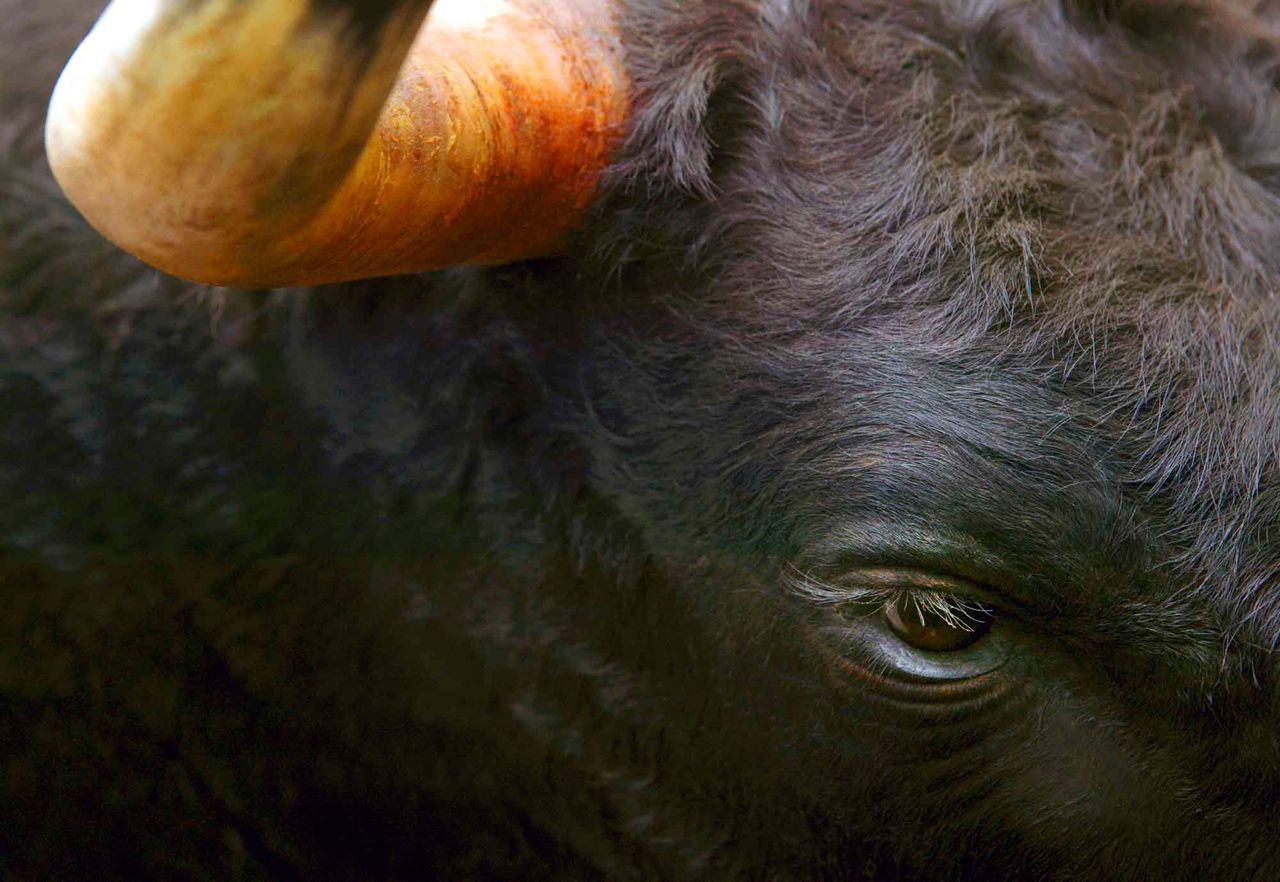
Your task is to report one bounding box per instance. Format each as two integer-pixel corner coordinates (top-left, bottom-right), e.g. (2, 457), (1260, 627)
(785, 566), (993, 633)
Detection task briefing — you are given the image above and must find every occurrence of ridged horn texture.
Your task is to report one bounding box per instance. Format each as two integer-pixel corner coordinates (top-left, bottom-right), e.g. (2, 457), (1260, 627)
(45, 0), (629, 287)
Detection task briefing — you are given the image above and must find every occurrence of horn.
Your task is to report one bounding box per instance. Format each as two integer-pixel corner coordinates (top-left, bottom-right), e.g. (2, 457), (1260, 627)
(45, 0), (628, 287)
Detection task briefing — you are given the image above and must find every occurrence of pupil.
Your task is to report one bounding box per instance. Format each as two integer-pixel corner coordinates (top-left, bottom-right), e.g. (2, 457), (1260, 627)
(883, 594), (994, 652)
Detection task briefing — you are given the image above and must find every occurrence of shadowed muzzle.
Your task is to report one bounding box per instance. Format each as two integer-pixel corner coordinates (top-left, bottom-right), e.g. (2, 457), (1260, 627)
(45, 0), (628, 287)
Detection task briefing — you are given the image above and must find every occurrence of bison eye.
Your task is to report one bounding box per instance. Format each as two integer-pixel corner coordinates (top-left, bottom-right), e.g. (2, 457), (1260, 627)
(882, 592), (995, 652)
(789, 566), (1008, 679)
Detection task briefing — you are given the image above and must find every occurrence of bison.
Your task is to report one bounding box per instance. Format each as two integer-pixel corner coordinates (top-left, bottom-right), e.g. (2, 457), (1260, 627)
(4, 0), (1280, 878)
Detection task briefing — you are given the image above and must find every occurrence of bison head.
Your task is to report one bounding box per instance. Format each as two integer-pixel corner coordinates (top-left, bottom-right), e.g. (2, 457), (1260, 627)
(9, 0), (1280, 879)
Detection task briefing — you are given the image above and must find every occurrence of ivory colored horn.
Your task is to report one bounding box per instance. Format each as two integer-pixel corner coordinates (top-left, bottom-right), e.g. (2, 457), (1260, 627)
(45, 0), (629, 287)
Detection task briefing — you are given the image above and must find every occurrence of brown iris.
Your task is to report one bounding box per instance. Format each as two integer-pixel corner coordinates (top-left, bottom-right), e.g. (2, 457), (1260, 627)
(883, 593), (995, 652)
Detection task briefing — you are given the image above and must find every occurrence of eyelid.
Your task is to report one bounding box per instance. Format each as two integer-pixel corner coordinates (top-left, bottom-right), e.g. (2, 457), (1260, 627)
(840, 567), (983, 594)
(789, 564), (1005, 611)
(801, 523), (1014, 591)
